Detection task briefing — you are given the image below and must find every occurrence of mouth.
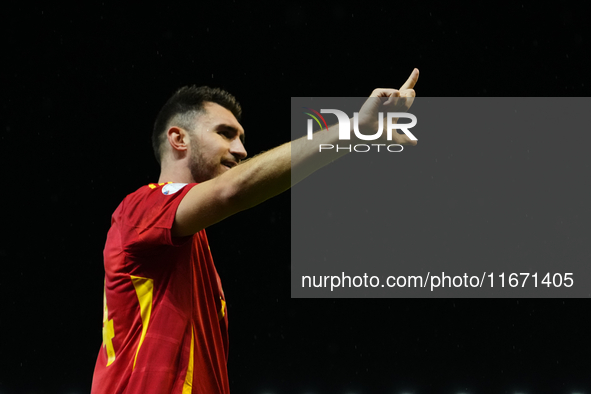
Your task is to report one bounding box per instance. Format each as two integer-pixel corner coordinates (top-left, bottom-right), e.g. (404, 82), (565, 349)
(222, 161), (237, 170)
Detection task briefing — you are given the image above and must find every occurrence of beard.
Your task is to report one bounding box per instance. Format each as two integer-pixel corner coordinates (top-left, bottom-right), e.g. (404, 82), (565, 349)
(188, 134), (224, 183)
(189, 148), (216, 183)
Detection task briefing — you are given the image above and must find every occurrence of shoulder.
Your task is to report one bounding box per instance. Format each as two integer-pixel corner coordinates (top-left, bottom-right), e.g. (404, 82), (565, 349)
(116, 182), (197, 223)
(111, 182), (200, 247)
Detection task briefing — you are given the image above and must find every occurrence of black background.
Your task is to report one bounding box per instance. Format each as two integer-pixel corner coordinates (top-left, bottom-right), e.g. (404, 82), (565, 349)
(1, 2), (590, 393)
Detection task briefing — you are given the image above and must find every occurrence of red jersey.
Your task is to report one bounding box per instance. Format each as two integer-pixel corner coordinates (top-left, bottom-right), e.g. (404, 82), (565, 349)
(91, 182), (230, 394)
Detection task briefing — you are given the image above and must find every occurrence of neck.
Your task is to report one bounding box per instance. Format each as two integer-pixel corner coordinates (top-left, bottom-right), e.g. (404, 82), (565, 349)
(158, 162), (194, 184)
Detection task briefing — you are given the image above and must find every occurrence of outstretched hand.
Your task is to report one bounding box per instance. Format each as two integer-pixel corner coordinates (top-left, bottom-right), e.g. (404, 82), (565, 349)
(358, 68), (419, 146)
(374, 67), (419, 104)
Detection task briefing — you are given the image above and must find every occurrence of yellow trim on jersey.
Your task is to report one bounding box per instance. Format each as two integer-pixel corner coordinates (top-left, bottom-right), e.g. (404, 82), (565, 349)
(182, 324), (195, 393)
(218, 297), (226, 321)
(130, 275), (154, 370)
(103, 281), (116, 366)
(149, 182), (173, 189)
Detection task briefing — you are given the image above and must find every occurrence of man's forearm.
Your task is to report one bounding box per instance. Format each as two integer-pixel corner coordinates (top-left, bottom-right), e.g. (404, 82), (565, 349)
(225, 120), (352, 211)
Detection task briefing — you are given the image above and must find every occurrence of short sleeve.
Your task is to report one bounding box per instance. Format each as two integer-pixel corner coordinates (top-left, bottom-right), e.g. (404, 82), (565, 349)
(116, 183), (197, 251)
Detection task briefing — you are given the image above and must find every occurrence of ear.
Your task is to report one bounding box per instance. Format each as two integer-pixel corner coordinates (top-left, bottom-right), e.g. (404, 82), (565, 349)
(166, 126), (190, 154)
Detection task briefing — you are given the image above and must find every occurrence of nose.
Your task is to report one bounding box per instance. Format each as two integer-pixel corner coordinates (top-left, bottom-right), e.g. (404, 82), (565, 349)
(230, 139), (247, 161)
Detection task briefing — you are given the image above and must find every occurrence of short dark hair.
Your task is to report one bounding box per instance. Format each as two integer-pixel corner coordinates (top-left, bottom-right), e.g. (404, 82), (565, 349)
(152, 86), (242, 165)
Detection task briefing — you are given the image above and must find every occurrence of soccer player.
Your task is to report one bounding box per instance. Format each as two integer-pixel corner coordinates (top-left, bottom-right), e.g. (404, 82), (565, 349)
(91, 69), (419, 393)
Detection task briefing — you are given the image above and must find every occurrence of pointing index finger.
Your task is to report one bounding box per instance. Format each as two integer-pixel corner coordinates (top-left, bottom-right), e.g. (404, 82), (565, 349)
(400, 68), (419, 91)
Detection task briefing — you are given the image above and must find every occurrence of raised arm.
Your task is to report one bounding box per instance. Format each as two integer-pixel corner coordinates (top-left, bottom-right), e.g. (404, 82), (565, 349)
(172, 69), (420, 236)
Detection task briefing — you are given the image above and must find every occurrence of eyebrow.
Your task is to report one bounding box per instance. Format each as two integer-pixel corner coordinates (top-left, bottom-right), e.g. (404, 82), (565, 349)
(216, 124), (245, 145)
